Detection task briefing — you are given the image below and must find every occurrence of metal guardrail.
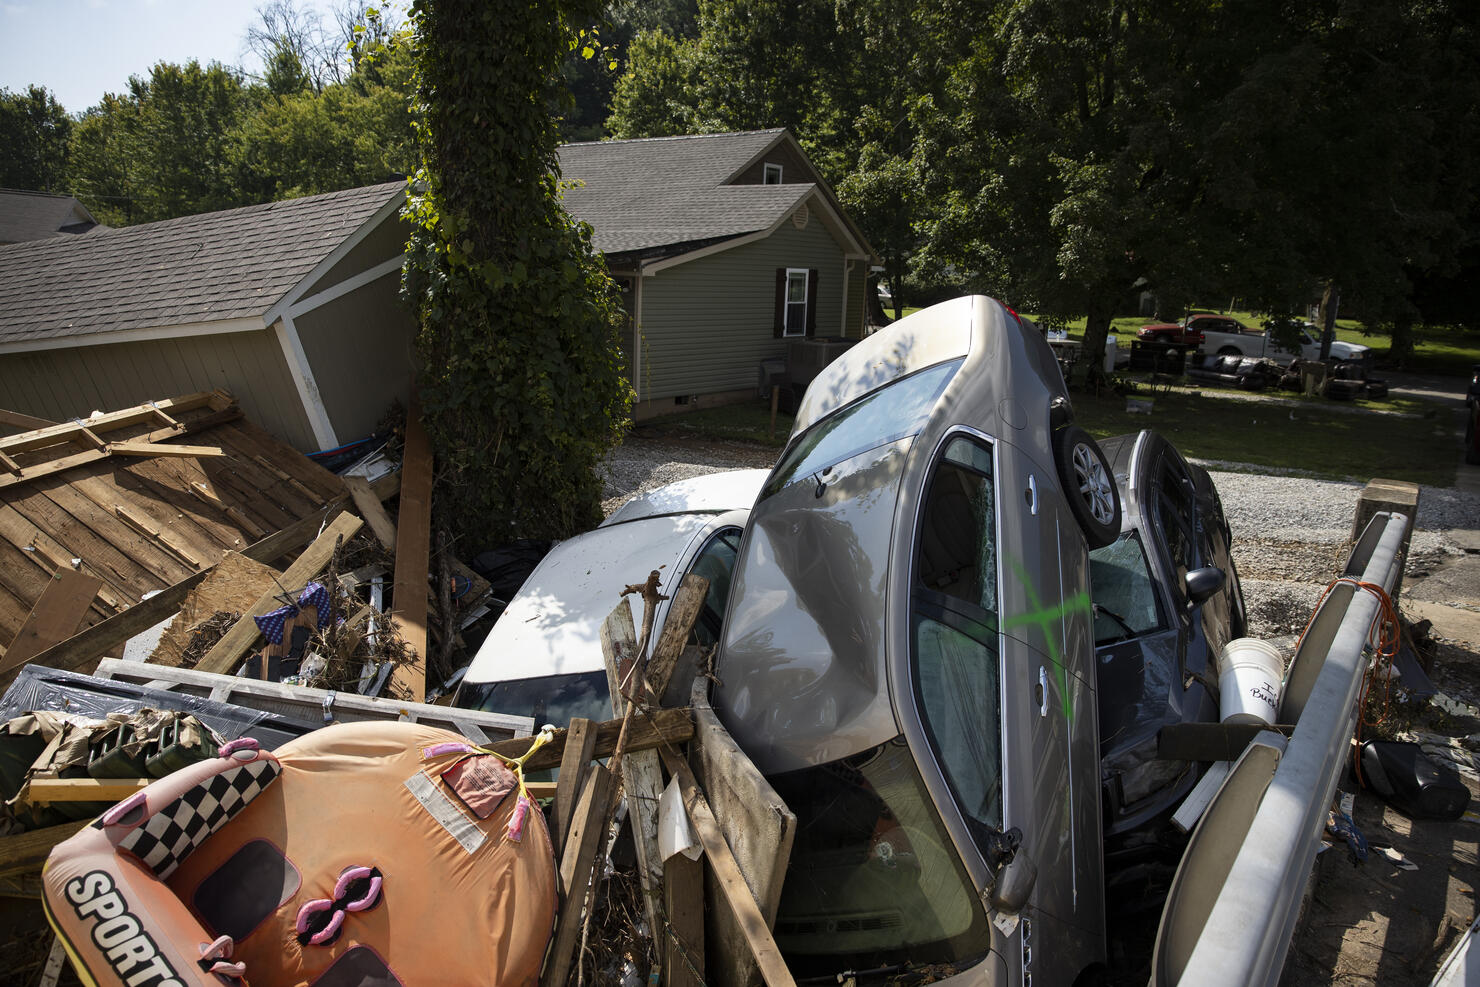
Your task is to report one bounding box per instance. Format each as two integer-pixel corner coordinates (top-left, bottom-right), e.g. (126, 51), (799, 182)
(1152, 510), (1409, 986)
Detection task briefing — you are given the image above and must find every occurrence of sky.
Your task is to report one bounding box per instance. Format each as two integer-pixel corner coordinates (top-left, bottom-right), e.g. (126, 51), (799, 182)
(0, 0), (334, 114)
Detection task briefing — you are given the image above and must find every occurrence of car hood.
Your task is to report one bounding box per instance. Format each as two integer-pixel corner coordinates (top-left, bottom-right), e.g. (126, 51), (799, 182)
(1328, 340), (1371, 360)
(464, 511), (737, 685)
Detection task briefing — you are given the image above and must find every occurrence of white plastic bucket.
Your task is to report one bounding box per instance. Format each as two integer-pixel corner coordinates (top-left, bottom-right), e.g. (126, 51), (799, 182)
(1217, 638), (1285, 725)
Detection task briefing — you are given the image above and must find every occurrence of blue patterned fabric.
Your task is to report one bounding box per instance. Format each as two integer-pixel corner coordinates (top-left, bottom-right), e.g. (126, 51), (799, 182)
(254, 582), (332, 644)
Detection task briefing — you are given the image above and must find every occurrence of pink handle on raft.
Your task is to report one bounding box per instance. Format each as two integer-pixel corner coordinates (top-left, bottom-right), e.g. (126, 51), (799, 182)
(309, 909), (345, 945)
(345, 876), (382, 912)
(295, 899), (334, 935)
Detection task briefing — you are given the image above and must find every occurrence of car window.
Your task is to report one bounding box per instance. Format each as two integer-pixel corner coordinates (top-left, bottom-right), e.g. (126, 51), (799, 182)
(687, 527), (742, 646)
(1088, 532), (1165, 644)
(767, 738), (992, 976)
(763, 359), (961, 500)
(912, 434), (1003, 839)
(1155, 464), (1197, 588)
(456, 670), (609, 727)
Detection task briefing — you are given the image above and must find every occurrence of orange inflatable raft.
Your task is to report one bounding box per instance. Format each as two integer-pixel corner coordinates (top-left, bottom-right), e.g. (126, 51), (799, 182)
(41, 720), (557, 986)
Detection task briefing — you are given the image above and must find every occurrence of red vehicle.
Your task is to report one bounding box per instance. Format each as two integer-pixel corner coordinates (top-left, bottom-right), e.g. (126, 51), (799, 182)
(1137, 312), (1246, 347)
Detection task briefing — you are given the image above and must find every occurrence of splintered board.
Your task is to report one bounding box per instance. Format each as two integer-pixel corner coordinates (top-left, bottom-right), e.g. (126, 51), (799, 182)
(0, 392), (346, 663)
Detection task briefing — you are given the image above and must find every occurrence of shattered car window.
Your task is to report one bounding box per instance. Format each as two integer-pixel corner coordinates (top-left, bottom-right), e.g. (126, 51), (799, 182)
(768, 737), (992, 976)
(763, 360), (962, 500)
(456, 670), (608, 728)
(1088, 533), (1165, 644)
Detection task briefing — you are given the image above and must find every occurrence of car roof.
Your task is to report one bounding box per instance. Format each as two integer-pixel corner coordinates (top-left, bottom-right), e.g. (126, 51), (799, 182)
(464, 509), (747, 685)
(602, 468), (769, 526)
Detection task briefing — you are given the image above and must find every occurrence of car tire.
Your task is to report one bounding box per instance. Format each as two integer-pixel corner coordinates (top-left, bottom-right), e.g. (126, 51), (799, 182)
(1054, 425), (1122, 548)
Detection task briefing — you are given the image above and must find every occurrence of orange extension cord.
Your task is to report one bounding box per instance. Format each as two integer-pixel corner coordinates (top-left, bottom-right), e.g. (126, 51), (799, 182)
(1295, 577), (1402, 786)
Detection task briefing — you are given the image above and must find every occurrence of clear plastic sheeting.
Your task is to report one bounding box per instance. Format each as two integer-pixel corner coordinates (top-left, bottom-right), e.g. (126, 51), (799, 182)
(0, 665), (317, 750)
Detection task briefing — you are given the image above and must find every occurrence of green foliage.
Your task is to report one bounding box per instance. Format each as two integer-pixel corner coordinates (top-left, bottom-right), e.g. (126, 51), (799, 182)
(0, 85), (71, 192)
(405, 0), (632, 543)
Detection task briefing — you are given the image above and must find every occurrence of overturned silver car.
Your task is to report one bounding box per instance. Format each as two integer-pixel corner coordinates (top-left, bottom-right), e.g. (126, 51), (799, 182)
(714, 296), (1122, 984)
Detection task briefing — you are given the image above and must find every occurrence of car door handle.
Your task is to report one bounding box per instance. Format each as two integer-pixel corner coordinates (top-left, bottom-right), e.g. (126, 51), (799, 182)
(1037, 666), (1049, 717)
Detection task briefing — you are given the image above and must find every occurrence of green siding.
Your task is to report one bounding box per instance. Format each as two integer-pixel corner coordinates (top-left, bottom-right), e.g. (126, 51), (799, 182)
(0, 330), (316, 448)
(636, 215), (848, 401)
(292, 272), (416, 443)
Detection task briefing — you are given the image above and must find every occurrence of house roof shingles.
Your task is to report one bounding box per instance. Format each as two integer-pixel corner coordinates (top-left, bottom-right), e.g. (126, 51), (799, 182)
(0, 189), (100, 244)
(559, 129), (818, 257)
(0, 182), (400, 346)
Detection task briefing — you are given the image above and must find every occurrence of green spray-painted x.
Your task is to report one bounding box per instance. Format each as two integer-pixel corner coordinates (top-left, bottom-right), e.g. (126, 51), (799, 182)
(1000, 555), (1091, 722)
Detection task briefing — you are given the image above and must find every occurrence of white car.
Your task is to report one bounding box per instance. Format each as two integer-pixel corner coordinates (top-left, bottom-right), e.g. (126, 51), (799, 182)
(453, 469), (769, 725)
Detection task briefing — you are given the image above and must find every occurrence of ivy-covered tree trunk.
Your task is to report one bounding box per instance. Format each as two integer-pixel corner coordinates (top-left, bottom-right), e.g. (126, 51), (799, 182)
(404, 0), (632, 543)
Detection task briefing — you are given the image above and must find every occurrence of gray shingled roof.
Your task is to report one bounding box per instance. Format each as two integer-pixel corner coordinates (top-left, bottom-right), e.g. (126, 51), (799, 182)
(559, 129), (816, 256)
(0, 190), (99, 244)
(0, 182), (400, 346)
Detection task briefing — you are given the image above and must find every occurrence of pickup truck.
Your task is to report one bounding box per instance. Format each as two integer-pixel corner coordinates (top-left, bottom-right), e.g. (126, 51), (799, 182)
(1138, 312), (1245, 347)
(1201, 319), (1372, 366)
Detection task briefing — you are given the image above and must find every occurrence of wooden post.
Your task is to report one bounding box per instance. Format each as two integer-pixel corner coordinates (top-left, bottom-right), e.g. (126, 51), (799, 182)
(389, 390), (434, 701)
(553, 717), (597, 859)
(647, 574), (709, 704)
(769, 385), (779, 440)
(542, 765), (615, 987)
(664, 853), (706, 987)
(0, 569), (103, 675)
(194, 511), (364, 675)
(659, 748), (796, 987)
(1351, 479), (1420, 602)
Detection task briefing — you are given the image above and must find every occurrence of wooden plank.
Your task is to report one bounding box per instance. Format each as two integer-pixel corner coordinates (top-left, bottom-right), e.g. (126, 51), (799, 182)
(601, 599), (666, 948)
(8, 488), (393, 683)
(203, 430), (321, 520)
(0, 569), (103, 674)
(226, 418), (346, 503)
(553, 716), (597, 859)
(659, 748), (796, 987)
(0, 391), (219, 456)
(664, 853), (706, 987)
(343, 474), (398, 551)
(0, 410), (57, 431)
(691, 688), (795, 928)
(1, 494), (169, 605)
(0, 406), (242, 491)
(0, 821), (89, 881)
(194, 511), (364, 676)
(649, 573), (710, 703)
(389, 390), (433, 702)
(26, 778), (150, 803)
(482, 707), (692, 775)
(22, 478), (194, 585)
(543, 764), (615, 987)
(108, 442), (226, 459)
(111, 502), (208, 568)
(111, 458), (260, 551)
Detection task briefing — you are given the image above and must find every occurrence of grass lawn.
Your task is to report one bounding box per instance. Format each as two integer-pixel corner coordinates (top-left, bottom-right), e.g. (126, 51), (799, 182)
(1072, 386), (1460, 487)
(897, 304), (1480, 377)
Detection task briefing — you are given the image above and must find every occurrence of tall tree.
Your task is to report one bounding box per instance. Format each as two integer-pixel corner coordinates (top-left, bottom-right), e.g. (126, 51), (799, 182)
(0, 85), (72, 193)
(405, 0), (632, 542)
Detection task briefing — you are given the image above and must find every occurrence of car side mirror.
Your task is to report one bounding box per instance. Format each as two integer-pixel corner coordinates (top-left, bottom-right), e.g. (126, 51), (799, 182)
(1185, 566), (1226, 606)
(989, 849), (1039, 915)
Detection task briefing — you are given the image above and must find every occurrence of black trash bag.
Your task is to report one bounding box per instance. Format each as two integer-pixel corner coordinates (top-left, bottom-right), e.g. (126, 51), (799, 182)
(1355, 740), (1471, 820)
(470, 539), (553, 600)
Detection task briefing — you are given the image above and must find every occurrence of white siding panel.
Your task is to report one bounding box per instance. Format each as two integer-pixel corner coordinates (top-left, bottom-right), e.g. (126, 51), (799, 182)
(639, 219), (846, 400)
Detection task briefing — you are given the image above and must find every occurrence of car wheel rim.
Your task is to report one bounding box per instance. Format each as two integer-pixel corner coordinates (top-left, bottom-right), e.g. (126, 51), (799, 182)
(1072, 443), (1115, 525)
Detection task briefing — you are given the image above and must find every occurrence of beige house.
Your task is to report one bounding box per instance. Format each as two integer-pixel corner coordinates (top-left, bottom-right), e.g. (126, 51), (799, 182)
(0, 183), (411, 452)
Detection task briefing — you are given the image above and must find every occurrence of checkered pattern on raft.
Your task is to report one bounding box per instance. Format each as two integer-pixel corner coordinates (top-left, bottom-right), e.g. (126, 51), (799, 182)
(119, 759), (281, 880)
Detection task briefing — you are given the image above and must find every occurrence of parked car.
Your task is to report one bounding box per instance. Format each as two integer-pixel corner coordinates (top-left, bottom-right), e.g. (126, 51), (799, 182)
(1089, 430), (1246, 843)
(714, 296), (1122, 986)
(452, 469), (768, 725)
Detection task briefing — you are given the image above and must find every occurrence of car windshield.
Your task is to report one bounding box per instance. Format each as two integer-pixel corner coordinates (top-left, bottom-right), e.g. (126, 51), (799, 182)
(768, 737), (992, 978)
(456, 671), (609, 727)
(1088, 532), (1165, 644)
(764, 360), (961, 500)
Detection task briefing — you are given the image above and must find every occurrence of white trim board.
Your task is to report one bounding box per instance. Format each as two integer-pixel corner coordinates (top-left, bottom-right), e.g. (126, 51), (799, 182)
(0, 316), (266, 355)
(286, 255), (403, 319)
(264, 187), (406, 326)
(273, 315), (339, 450)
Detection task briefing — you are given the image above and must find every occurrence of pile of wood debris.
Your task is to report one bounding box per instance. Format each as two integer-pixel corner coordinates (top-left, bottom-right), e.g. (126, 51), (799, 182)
(0, 392), (804, 987)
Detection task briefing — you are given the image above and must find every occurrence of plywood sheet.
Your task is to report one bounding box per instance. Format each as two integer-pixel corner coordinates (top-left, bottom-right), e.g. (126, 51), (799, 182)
(148, 551), (283, 667)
